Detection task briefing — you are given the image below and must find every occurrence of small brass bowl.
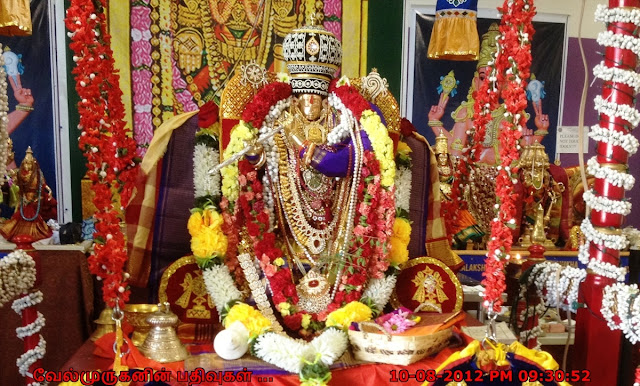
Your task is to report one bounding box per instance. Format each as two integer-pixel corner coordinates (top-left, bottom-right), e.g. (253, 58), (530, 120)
(124, 304), (159, 346)
(90, 307), (115, 342)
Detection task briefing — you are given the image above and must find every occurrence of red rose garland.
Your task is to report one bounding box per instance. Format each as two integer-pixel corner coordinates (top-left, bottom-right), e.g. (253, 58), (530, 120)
(66, 0), (139, 308)
(481, 0), (536, 312)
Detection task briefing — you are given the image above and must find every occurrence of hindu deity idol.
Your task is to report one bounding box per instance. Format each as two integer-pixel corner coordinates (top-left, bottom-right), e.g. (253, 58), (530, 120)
(216, 21), (399, 334)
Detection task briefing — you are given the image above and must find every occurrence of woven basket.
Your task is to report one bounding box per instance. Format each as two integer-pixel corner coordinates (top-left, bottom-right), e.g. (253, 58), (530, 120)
(348, 321), (453, 366)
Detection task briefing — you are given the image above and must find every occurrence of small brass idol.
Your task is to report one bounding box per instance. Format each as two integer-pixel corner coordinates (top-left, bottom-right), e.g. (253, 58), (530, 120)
(139, 302), (188, 363)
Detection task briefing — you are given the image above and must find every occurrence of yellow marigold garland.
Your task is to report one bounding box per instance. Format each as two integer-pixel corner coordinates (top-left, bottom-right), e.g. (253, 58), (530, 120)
(221, 121), (256, 202)
(360, 110), (395, 187)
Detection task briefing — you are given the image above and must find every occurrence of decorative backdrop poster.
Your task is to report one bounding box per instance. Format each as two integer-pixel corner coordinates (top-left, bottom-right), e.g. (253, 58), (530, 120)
(411, 14), (565, 159)
(0, 0), (57, 206)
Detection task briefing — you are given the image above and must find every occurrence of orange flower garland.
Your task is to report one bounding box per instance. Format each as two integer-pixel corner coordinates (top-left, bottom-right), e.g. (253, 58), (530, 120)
(66, 0), (139, 308)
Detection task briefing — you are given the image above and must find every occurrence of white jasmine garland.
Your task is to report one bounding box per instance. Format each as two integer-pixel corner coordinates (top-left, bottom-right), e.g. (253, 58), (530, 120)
(253, 329), (349, 374)
(394, 166), (412, 213)
(16, 311), (45, 339)
(588, 259), (627, 282)
(597, 30), (640, 59)
(362, 275), (398, 310)
(602, 283), (640, 344)
(623, 227), (640, 250)
(12, 291), (43, 314)
(581, 217), (630, 250)
(202, 264), (243, 316)
(587, 157), (635, 190)
(593, 62), (640, 94)
(16, 335), (45, 377)
(583, 190), (632, 216)
(0, 250), (37, 307)
(193, 143), (221, 198)
(0, 44), (10, 187)
(593, 95), (640, 128)
(595, 4), (640, 27)
(589, 125), (639, 155)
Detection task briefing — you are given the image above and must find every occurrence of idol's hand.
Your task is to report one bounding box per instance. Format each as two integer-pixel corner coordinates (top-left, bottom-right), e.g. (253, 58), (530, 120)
(533, 100), (549, 132)
(9, 76), (34, 107)
(428, 93), (449, 122)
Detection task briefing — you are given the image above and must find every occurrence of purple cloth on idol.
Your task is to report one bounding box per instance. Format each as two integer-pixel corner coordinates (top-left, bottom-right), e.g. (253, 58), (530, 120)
(304, 131), (372, 177)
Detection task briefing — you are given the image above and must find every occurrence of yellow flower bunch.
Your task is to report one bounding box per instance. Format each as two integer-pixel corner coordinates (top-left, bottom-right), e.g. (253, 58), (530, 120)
(277, 302), (291, 316)
(389, 236), (409, 265)
(360, 111), (396, 187)
(189, 208), (227, 258)
(221, 121), (256, 202)
(393, 217), (411, 244)
(301, 314), (312, 329)
(389, 217), (411, 265)
(224, 303), (272, 338)
(325, 301), (372, 329)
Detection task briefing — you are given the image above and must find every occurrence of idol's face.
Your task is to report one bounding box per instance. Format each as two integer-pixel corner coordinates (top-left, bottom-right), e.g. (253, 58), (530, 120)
(298, 94), (324, 121)
(474, 66), (490, 91)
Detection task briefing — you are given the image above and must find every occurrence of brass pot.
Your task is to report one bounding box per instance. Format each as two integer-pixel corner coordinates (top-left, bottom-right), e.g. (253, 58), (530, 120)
(124, 304), (159, 346)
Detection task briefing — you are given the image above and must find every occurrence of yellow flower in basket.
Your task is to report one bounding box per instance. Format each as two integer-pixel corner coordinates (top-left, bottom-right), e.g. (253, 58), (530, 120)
(191, 226), (228, 258)
(326, 301), (372, 329)
(392, 218), (411, 244)
(389, 236), (409, 265)
(224, 303), (272, 338)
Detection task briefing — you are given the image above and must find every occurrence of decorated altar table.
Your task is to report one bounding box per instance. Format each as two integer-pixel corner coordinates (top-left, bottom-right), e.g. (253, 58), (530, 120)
(56, 314), (481, 386)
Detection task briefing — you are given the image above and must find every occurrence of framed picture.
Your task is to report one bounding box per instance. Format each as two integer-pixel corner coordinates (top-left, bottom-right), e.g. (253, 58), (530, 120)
(401, 3), (568, 161)
(0, 0), (72, 223)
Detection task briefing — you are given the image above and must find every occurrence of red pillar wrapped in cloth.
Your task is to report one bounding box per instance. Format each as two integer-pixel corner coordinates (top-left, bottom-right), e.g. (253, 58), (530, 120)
(574, 0), (640, 383)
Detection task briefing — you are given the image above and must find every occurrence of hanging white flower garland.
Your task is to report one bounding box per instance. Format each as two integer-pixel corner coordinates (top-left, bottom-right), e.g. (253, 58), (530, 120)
(193, 143), (220, 198)
(529, 262), (587, 313)
(0, 250), (37, 307)
(586, 156), (635, 190)
(602, 283), (640, 344)
(593, 95), (640, 127)
(362, 275), (397, 310)
(583, 190), (632, 216)
(201, 264), (243, 316)
(595, 4), (640, 26)
(394, 165), (412, 213)
(0, 44), (10, 187)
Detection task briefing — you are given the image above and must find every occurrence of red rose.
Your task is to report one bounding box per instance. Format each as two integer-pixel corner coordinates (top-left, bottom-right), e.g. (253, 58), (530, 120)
(238, 160), (254, 175)
(246, 221), (261, 237)
(345, 292), (360, 303)
(347, 274), (366, 286)
(399, 118), (416, 137)
(283, 283), (297, 298)
(256, 212), (270, 227)
(198, 101), (219, 128)
(283, 314), (302, 331)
